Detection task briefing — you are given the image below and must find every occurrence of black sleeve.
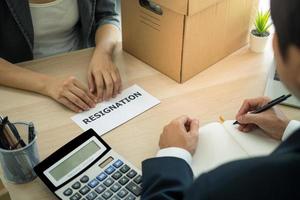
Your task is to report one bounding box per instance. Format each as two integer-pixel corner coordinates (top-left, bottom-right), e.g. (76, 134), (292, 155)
(142, 155), (300, 200)
(141, 157), (209, 200)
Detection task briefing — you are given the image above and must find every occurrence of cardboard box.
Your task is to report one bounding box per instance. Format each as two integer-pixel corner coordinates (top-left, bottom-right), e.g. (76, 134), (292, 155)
(121, 0), (258, 83)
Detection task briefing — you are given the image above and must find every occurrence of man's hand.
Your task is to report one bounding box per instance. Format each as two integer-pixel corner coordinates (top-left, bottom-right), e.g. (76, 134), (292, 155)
(87, 52), (122, 102)
(159, 116), (200, 155)
(236, 97), (290, 140)
(46, 76), (97, 113)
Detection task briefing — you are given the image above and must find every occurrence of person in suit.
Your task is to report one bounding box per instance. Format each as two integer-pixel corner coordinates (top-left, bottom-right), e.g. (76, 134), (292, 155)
(141, 0), (300, 199)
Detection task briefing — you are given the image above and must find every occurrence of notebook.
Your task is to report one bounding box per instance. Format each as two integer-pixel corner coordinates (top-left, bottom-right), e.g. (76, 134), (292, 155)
(191, 120), (280, 177)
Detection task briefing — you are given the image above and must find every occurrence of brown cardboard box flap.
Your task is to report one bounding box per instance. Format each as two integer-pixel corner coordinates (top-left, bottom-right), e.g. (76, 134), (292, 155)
(189, 0), (224, 15)
(151, 0), (188, 15)
(152, 0), (223, 16)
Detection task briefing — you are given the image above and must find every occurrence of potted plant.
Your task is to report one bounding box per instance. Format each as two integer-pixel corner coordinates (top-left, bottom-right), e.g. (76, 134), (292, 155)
(250, 10), (272, 53)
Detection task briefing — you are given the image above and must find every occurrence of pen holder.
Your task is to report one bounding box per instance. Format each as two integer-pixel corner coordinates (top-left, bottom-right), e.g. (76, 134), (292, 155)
(0, 122), (40, 184)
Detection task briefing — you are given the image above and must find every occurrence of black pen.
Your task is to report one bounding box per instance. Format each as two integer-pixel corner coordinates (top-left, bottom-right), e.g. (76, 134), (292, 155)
(233, 94), (292, 125)
(0, 124), (10, 149)
(28, 122), (35, 144)
(0, 116), (9, 149)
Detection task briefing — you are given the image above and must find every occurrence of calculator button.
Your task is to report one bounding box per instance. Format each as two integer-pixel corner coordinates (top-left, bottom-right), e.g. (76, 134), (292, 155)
(79, 186), (91, 195)
(110, 183), (121, 192)
(126, 182), (141, 196)
(95, 185), (106, 194)
(105, 166), (115, 175)
(101, 190), (113, 199)
(88, 179), (99, 188)
(95, 197), (104, 200)
(96, 172), (107, 181)
(86, 191), (98, 200)
(113, 160), (124, 168)
(70, 192), (82, 200)
(80, 175), (89, 183)
(111, 196), (121, 200)
(103, 177), (114, 187)
(64, 188), (73, 196)
(72, 182), (81, 190)
(125, 194), (136, 200)
(112, 171), (122, 180)
(118, 176), (129, 185)
(120, 165), (130, 173)
(117, 188), (129, 198)
(126, 170), (137, 178)
(133, 175), (142, 184)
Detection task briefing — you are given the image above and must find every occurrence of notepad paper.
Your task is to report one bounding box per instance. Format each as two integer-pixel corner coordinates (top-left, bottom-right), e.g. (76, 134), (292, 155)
(192, 120), (280, 177)
(71, 85), (160, 136)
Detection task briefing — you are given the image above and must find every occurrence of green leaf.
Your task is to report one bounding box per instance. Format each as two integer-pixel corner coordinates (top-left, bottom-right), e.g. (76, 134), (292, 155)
(254, 10), (271, 34)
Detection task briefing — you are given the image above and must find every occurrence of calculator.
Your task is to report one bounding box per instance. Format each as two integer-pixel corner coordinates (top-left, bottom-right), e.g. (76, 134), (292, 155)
(34, 129), (142, 200)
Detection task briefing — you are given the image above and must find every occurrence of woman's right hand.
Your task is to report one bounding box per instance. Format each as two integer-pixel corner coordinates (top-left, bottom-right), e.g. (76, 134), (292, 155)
(46, 76), (97, 112)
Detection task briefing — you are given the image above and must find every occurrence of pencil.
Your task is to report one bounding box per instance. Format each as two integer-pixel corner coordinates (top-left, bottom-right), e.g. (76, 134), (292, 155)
(219, 116), (225, 123)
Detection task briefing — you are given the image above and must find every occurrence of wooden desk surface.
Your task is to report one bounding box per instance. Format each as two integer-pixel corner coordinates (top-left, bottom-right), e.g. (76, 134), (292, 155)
(0, 43), (299, 200)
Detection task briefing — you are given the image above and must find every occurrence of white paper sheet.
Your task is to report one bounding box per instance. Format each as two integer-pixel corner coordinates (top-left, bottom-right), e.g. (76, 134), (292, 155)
(192, 122), (248, 177)
(71, 84), (160, 136)
(223, 120), (279, 156)
(192, 120), (280, 177)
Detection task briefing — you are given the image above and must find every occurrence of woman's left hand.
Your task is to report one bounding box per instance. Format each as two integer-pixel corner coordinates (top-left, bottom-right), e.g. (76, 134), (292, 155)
(87, 52), (122, 102)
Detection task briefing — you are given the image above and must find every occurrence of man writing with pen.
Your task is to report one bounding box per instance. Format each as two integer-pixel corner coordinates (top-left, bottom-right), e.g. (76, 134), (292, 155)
(141, 0), (300, 199)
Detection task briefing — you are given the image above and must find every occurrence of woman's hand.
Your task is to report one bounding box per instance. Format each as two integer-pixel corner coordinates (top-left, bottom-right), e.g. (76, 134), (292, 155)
(87, 52), (122, 102)
(46, 76), (97, 112)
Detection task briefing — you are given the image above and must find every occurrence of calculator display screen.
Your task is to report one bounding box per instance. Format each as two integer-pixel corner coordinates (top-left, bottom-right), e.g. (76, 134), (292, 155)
(49, 141), (100, 181)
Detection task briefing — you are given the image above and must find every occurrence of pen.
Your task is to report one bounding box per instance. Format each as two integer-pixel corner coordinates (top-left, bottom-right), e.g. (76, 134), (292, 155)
(8, 121), (26, 148)
(2, 117), (26, 149)
(233, 94), (292, 125)
(0, 116), (5, 149)
(28, 122), (35, 144)
(0, 126), (10, 149)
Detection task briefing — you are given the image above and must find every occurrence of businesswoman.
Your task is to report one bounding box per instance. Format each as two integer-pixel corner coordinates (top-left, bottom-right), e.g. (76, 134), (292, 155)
(0, 0), (121, 112)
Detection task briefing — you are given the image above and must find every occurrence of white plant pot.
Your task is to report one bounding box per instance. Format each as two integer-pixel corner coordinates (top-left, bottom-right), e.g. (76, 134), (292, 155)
(249, 31), (269, 53)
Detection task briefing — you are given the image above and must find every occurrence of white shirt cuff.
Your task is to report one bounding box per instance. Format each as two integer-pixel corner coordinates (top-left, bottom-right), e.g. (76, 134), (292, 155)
(282, 120), (300, 141)
(156, 147), (193, 166)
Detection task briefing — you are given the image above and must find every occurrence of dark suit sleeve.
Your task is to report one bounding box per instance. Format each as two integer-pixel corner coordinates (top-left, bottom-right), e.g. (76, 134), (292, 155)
(142, 154), (300, 200)
(141, 157), (209, 200)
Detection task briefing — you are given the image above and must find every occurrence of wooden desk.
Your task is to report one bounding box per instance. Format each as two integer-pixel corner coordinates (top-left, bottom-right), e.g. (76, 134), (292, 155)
(0, 43), (299, 200)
